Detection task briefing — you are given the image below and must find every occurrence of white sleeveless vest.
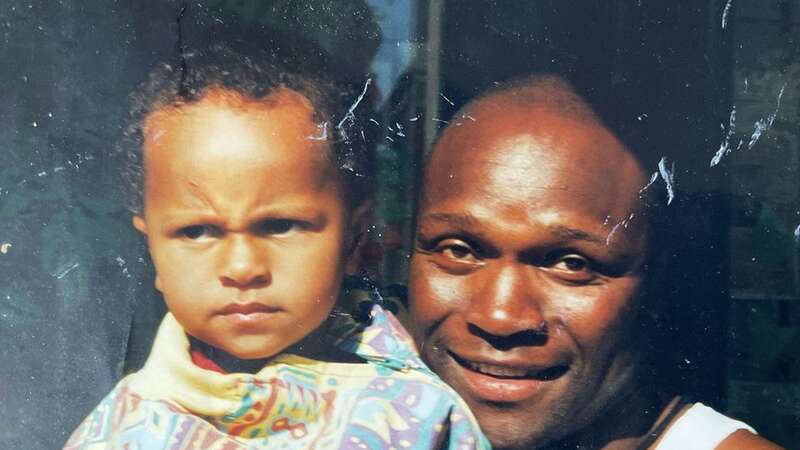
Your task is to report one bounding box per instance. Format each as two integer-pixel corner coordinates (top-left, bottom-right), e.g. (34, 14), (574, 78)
(654, 403), (757, 450)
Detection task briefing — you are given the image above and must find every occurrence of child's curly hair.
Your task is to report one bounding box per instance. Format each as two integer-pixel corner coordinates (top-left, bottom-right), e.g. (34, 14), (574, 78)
(122, 31), (376, 214)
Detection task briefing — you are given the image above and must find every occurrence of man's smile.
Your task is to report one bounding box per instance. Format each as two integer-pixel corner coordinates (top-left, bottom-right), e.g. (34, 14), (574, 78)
(446, 349), (570, 403)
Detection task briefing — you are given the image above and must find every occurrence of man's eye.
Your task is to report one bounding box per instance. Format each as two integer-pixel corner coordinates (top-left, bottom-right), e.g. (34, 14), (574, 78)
(547, 254), (598, 283)
(255, 219), (302, 235)
(554, 255), (588, 272)
(178, 225), (221, 240)
(434, 239), (479, 262)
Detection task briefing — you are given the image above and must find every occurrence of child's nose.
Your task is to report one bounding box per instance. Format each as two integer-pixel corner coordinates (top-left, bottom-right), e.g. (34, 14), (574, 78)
(218, 234), (270, 288)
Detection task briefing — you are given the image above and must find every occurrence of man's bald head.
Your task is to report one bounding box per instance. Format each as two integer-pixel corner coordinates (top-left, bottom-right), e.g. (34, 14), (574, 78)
(423, 75), (653, 212)
(466, 75), (601, 124)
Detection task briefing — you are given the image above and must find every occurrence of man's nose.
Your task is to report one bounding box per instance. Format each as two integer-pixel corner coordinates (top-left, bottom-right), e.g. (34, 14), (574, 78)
(218, 234), (270, 288)
(465, 263), (547, 347)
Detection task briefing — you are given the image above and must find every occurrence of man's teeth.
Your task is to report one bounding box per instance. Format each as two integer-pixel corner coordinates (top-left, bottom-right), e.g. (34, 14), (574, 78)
(451, 351), (568, 379)
(466, 361), (531, 377)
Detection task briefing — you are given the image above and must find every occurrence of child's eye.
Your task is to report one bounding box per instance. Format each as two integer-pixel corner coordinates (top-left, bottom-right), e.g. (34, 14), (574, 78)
(253, 219), (303, 236)
(178, 225), (222, 240)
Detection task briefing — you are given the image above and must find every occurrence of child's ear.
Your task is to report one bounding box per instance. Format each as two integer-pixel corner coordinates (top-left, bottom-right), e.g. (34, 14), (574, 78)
(132, 215), (148, 235)
(132, 215), (163, 292)
(344, 201), (372, 275)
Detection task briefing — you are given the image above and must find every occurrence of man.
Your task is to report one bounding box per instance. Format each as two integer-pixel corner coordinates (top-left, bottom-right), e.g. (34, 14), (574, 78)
(409, 76), (781, 449)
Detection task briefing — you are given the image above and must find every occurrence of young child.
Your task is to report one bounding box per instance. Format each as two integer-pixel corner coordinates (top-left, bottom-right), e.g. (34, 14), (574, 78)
(64, 43), (488, 449)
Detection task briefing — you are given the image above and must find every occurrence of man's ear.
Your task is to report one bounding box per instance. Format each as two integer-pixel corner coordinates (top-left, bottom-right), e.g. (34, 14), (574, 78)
(132, 215), (148, 235)
(344, 201), (372, 275)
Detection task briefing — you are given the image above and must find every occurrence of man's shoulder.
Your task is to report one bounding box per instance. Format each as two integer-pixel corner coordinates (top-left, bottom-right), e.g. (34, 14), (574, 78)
(716, 429), (785, 450)
(655, 402), (783, 450)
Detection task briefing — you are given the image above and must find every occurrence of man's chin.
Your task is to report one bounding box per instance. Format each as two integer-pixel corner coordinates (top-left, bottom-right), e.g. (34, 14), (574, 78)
(425, 351), (571, 449)
(466, 401), (560, 450)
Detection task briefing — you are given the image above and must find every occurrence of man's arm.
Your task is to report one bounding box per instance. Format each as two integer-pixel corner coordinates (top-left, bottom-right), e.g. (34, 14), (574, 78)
(716, 430), (785, 450)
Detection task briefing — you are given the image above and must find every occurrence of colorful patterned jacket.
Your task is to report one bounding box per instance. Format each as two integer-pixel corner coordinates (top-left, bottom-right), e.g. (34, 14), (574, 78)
(64, 303), (489, 449)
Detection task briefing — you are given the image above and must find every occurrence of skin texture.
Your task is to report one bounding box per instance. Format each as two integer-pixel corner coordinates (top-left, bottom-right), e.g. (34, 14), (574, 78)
(134, 87), (352, 360)
(410, 93), (653, 449)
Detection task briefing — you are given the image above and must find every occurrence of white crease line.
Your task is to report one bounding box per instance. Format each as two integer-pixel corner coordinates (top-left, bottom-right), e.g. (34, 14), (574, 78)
(710, 106), (736, 167)
(722, 0), (733, 29)
(747, 84), (785, 149)
(336, 78), (372, 141)
(440, 93), (455, 106)
(639, 171), (659, 194)
(55, 262), (79, 279)
(658, 157), (675, 205)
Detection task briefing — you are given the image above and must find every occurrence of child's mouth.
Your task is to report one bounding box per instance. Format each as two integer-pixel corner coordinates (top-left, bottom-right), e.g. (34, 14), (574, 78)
(218, 302), (282, 316)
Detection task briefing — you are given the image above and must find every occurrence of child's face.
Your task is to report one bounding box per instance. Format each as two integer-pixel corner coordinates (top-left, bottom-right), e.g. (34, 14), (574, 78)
(134, 88), (350, 360)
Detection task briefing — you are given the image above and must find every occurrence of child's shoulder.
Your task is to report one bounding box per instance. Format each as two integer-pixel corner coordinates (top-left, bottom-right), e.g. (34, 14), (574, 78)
(330, 277), (420, 371)
(66, 296), (491, 450)
(63, 376), (186, 449)
(315, 280), (490, 448)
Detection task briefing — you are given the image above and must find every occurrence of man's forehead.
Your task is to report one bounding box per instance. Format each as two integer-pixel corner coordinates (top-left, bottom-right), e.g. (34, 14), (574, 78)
(422, 99), (649, 222)
(430, 102), (635, 175)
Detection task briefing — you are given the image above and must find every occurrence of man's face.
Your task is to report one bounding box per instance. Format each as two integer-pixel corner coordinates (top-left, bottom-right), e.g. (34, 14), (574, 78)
(135, 88), (349, 360)
(410, 103), (650, 449)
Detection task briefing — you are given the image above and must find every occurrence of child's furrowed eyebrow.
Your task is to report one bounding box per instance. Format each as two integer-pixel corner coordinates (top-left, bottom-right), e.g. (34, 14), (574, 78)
(158, 211), (224, 229)
(157, 205), (329, 229)
(248, 206), (328, 224)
